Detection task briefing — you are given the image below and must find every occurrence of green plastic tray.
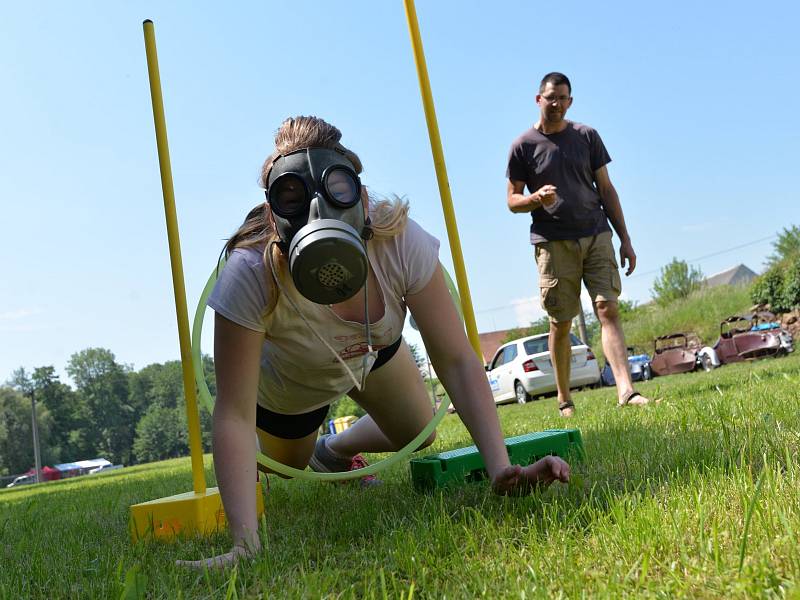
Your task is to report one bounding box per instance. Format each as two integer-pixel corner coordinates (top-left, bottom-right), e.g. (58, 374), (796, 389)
(409, 428), (584, 492)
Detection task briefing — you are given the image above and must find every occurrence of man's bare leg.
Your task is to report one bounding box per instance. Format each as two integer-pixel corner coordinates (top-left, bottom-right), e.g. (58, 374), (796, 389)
(595, 300), (650, 406)
(549, 319), (575, 416)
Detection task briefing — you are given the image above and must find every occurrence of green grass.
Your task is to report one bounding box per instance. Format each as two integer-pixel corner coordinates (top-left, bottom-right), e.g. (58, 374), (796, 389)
(2, 353), (800, 598)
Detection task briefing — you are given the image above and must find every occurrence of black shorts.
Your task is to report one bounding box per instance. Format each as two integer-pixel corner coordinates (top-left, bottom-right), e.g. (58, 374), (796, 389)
(256, 337), (403, 439)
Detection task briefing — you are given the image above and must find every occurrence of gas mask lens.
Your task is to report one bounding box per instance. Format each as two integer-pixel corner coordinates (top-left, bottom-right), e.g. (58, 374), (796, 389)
(322, 166), (361, 208)
(268, 165), (360, 216)
(269, 174), (308, 217)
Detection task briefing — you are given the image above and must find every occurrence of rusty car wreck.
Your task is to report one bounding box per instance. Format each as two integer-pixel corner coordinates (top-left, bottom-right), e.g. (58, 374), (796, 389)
(650, 333), (714, 377)
(706, 311), (794, 366)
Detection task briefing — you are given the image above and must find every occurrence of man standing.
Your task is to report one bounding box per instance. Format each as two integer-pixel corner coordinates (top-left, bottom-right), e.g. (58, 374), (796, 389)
(506, 72), (649, 416)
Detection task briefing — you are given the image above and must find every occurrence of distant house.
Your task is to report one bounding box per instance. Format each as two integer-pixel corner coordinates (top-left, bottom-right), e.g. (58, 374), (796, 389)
(54, 457), (112, 478)
(703, 264), (758, 288)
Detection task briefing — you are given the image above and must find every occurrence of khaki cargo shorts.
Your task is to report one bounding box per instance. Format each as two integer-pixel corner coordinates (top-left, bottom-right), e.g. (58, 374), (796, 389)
(534, 230), (622, 323)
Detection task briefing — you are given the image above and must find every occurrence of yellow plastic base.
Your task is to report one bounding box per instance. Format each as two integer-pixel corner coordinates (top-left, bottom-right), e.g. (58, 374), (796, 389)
(129, 484), (265, 542)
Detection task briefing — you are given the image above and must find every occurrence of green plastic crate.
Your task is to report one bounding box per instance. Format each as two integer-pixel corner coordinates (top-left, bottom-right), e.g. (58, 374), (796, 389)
(409, 428), (584, 492)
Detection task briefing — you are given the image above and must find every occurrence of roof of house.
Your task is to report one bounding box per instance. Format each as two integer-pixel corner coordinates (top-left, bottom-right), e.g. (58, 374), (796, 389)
(54, 458), (111, 471)
(703, 264), (758, 288)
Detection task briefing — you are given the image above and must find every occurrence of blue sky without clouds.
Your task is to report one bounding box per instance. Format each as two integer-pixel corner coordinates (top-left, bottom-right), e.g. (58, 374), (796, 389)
(1, 1), (798, 382)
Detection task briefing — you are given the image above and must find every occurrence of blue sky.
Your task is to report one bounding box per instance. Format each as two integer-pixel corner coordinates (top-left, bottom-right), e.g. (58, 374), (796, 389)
(2, 1), (798, 382)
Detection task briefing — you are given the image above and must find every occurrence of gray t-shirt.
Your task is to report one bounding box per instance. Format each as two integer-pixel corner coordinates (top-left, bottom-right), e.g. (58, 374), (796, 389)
(208, 217), (440, 414)
(506, 121), (612, 243)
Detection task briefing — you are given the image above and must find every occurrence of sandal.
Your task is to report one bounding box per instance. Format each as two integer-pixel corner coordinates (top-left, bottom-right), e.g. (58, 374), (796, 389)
(619, 390), (648, 406)
(558, 400), (575, 416)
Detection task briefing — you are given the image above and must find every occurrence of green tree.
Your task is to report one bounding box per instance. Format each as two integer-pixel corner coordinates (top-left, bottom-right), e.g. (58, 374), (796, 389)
(30, 366), (81, 462)
(617, 298), (639, 319)
(502, 314), (551, 344)
(765, 224), (800, 268)
(132, 404), (189, 463)
(0, 385), (55, 475)
(650, 258), (704, 306)
(66, 348), (133, 465)
(128, 356), (215, 459)
(128, 360), (184, 412)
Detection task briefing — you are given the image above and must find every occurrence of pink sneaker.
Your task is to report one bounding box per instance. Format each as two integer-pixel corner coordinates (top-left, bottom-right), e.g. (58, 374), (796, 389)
(309, 436), (382, 488)
(347, 453), (381, 488)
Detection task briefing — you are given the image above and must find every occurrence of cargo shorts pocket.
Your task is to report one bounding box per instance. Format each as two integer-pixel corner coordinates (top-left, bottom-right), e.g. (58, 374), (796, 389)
(610, 261), (622, 297)
(539, 275), (559, 311)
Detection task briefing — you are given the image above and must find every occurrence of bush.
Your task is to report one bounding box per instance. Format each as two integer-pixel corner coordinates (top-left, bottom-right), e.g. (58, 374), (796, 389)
(751, 267), (784, 307)
(750, 259), (800, 313)
(328, 395), (366, 420)
(779, 261), (800, 311)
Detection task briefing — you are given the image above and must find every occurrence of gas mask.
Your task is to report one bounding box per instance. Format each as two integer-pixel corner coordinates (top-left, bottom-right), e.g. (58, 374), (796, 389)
(266, 147), (371, 305)
(265, 146), (377, 391)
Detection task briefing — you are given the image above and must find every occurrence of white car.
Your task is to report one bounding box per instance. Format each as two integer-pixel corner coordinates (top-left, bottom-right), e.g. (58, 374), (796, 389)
(5, 473), (36, 488)
(486, 333), (601, 404)
(88, 464), (123, 475)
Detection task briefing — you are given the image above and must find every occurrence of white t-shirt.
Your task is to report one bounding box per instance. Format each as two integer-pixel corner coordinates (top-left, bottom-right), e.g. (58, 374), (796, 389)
(208, 217), (440, 414)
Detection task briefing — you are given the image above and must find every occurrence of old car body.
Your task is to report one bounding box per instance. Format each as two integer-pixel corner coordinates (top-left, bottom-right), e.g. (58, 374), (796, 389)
(650, 333), (713, 377)
(707, 312), (794, 366)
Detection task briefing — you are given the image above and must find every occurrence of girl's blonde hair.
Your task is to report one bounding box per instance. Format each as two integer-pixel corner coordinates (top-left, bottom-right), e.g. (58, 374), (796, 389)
(224, 116), (409, 314)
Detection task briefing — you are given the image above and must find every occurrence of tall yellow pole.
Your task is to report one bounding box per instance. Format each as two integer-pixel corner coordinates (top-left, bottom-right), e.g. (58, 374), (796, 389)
(402, 0), (482, 358)
(142, 19), (206, 495)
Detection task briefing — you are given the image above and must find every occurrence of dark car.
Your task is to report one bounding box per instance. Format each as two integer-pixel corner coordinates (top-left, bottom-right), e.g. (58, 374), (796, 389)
(600, 347), (652, 386)
(650, 333), (713, 377)
(708, 312), (794, 366)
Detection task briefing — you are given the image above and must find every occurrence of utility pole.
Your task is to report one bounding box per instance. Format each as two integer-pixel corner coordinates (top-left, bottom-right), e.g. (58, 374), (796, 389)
(576, 297), (589, 345)
(30, 388), (42, 484)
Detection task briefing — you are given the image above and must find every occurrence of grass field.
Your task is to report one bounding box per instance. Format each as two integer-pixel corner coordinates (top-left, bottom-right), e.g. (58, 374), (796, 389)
(2, 353), (799, 599)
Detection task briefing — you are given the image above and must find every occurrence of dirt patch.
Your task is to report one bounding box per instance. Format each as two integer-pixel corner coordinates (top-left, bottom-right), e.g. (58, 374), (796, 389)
(780, 308), (800, 339)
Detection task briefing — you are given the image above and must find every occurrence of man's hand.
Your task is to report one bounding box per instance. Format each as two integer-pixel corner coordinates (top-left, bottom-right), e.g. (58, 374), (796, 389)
(619, 239), (637, 276)
(176, 543), (257, 570)
(491, 455), (570, 496)
(534, 184), (558, 208)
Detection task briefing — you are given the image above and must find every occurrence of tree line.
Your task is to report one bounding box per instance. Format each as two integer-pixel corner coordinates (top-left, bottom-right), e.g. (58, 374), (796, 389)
(0, 348), (216, 477)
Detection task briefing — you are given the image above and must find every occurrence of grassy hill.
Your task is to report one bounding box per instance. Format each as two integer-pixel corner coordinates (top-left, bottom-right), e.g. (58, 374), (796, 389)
(585, 284), (754, 364)
(620, 284), (754, 353)
(1, 352), (799, 598)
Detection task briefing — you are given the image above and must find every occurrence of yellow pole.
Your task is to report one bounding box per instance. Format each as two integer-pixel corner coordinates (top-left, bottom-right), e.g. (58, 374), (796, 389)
(402, 0), (482, 359)
(142, 20), (206, 495)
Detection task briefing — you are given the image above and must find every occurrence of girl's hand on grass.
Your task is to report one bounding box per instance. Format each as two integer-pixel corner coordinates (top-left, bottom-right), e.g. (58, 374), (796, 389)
(176, 544), (256, 570)
(491, 456), (570, 496)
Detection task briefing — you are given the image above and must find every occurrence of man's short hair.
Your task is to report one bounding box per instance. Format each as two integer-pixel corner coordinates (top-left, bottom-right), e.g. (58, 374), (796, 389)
(539, 72), (571, 95)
